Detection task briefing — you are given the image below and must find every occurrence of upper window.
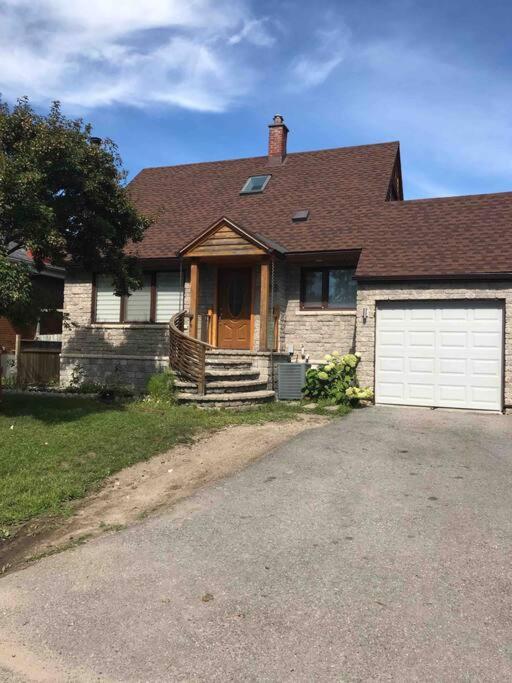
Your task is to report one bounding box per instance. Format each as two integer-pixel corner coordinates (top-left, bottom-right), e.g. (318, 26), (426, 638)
(240, 175), (271, 194)
(94, 272), (181, 323)
(300, 267), (357, 310)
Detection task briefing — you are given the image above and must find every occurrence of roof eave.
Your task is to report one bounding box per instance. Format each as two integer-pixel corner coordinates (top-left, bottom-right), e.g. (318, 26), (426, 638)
(355, 271), (512, 283)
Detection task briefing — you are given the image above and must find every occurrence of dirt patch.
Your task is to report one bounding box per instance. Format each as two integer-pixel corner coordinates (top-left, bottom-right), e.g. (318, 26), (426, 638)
(0, 415), (327, 575)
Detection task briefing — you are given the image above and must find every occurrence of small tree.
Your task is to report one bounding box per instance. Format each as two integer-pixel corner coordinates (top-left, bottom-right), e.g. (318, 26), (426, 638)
(0, 97), (151, 325)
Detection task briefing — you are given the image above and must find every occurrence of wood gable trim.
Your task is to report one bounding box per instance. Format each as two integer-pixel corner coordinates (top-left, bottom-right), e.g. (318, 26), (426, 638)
(178, 218), (270, 258)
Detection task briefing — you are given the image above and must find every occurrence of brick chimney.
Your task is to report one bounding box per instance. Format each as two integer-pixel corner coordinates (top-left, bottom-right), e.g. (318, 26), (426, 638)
(268, 114), (289, 165)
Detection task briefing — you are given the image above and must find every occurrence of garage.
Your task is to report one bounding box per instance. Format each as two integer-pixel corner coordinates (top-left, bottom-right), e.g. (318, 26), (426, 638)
(375, 301), (503, 411)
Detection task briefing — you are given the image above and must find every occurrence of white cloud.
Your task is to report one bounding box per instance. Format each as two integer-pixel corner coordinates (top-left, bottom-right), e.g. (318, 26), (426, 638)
(289, 26), (349, 89)
(227, 18), (275, 47)
(0, 0), (274, 112)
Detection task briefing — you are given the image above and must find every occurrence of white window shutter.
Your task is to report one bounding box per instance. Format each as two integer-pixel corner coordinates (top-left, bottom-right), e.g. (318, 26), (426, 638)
(155, 272), (181, 322)
(95, 275), (121, 322)
(126, 274), (151, 322)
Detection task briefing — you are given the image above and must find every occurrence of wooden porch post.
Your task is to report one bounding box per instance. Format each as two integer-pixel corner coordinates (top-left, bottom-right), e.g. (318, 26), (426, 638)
(259, 260), (270, 351)
(189, 260), (199, 339)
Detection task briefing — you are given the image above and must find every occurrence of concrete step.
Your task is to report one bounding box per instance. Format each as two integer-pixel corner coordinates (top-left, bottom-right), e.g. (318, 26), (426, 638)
(175, 378), (268, 394)
(205, 368), (260, 381)
(205, 358), (253, 371)
(174, 379), (197, 392)
(176, 390), (275, 408)
(206, 379), (268, 394)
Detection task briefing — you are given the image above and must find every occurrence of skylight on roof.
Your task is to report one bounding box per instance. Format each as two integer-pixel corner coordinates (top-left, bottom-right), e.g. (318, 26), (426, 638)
(240, 175), (271, 194)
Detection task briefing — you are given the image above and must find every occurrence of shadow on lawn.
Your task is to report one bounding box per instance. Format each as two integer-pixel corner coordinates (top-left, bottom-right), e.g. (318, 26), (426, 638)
(0, 322), (166, 424)
(0, 393), (127, 424)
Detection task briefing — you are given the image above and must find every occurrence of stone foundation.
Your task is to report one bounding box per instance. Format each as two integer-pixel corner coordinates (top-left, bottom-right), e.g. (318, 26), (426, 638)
(60, 354), (168, 392)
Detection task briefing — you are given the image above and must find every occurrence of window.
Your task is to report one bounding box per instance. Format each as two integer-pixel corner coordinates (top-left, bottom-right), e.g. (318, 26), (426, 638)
(93, 272), (181, 323)
(300, 267), (357, 310)
(155, 272), (181, 323)
(125, 273), (151, 322)
(95, 274), (121, 322)
(240, 175), (271, 194)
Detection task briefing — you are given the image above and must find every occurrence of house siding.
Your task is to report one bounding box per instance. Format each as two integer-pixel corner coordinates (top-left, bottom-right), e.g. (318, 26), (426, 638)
(356, 281), (512, 407)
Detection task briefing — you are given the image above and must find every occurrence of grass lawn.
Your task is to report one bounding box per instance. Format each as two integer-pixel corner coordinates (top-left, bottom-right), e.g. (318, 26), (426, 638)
(0, 394), (346, 535)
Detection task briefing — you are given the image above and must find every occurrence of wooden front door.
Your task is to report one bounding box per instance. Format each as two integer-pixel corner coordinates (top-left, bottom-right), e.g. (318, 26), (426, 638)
(217, 268), (252, 349)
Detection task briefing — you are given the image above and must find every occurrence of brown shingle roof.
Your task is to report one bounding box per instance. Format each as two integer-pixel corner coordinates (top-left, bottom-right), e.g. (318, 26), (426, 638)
(127, 140), (512, 280)
(356, 192), (512, 279)
(127, 141), (399, 258)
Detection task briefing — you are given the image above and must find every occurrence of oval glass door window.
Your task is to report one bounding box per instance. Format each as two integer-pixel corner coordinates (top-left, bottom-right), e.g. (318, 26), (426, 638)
(228, 282), (244, 317)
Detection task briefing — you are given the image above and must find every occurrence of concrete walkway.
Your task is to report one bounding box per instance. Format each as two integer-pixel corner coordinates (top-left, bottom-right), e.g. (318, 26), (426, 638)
(1, 406), (511, 681)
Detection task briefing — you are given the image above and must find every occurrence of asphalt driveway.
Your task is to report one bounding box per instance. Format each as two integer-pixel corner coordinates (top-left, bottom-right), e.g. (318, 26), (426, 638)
(1, 406), (512, 682)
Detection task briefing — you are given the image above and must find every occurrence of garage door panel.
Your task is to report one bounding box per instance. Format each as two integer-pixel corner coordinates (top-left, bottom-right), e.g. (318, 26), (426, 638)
(439, 358), (467, 375)
(472, 331), (501, 348)
(378, 307), (406, 321)
(379, 330), (405, 346)
(439, 307), (469, 321)
(410, 308), (436, 320)
(408, 357), (435, 373)
(378, 357), (404, 372)
(438, 385), (467, 403)
(409, 331), (435, 348)
(471, 387), (499, 405)
(473, 307), (502, 321)
(376, 301), (503, 411)
(378, 382), (404, 400)
(472, 359), (500, 376)
(408, 383), (435, 400)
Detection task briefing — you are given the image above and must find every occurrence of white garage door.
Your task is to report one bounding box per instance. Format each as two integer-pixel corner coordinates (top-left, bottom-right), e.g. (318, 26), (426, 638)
(375, 301), (503, 411)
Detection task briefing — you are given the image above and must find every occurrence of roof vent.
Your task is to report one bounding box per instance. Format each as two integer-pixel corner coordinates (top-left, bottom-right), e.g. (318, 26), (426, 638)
(292, 210), (309, 222)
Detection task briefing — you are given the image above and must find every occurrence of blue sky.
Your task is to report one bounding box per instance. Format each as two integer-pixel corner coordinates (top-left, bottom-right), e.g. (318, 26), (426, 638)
(1, 0), (511, 198)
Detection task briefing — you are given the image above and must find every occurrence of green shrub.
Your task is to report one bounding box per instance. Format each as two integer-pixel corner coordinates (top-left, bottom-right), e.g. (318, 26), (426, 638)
(302, 352), (373, 406)
(146, 369), (176, 403)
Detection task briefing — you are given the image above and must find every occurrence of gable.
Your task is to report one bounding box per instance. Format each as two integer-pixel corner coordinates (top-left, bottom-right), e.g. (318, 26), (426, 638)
(181, 219), (269, 258)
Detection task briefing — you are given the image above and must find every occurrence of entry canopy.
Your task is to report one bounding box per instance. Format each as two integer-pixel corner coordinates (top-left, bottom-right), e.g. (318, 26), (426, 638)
(178, 217), (286, 259)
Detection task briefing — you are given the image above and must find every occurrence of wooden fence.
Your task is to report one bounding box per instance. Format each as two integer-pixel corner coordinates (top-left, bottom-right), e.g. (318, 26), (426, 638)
(17, 348), (60, 386)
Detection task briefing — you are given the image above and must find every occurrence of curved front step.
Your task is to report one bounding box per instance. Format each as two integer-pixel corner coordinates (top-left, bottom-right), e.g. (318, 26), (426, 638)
(205, 359), (253, 371)
(175, 378), (268, 394)
(205, 368), (260, 382)
(205, 379), (268, 394)
(177, 390), (275, 408)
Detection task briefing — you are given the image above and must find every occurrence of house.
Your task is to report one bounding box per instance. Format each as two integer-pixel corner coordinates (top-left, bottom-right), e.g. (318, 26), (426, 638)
(61, 115), (512, 411)
(1, 249), (64, 382)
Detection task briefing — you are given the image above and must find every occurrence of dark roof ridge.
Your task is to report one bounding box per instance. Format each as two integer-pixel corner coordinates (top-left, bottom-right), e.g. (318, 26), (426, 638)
(135, 140), (400, 175)
(393, 190), (512, 205)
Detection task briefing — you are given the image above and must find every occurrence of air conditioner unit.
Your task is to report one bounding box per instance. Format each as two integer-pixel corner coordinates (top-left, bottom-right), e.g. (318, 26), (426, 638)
(277, 363), (310, 400)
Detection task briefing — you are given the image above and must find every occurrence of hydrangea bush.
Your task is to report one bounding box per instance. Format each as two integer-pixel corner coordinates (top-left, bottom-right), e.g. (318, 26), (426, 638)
(302, 352), (374, 406)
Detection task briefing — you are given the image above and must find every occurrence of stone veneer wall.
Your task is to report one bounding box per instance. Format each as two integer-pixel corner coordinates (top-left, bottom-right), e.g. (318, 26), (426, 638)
(281, 264), (357, 362)
(61, 264), (362, 389)
(356, 281), (512, 406)
(60, 271), (179, 390)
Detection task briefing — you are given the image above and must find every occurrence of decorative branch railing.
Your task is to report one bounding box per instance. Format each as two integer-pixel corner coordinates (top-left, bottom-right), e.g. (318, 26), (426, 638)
(169, 311), (213, 395)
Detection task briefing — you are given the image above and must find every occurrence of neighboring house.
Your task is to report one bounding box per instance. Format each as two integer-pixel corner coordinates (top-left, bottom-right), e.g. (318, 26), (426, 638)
(61, 115), (512, 411)
(1, 250), (64, 380)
